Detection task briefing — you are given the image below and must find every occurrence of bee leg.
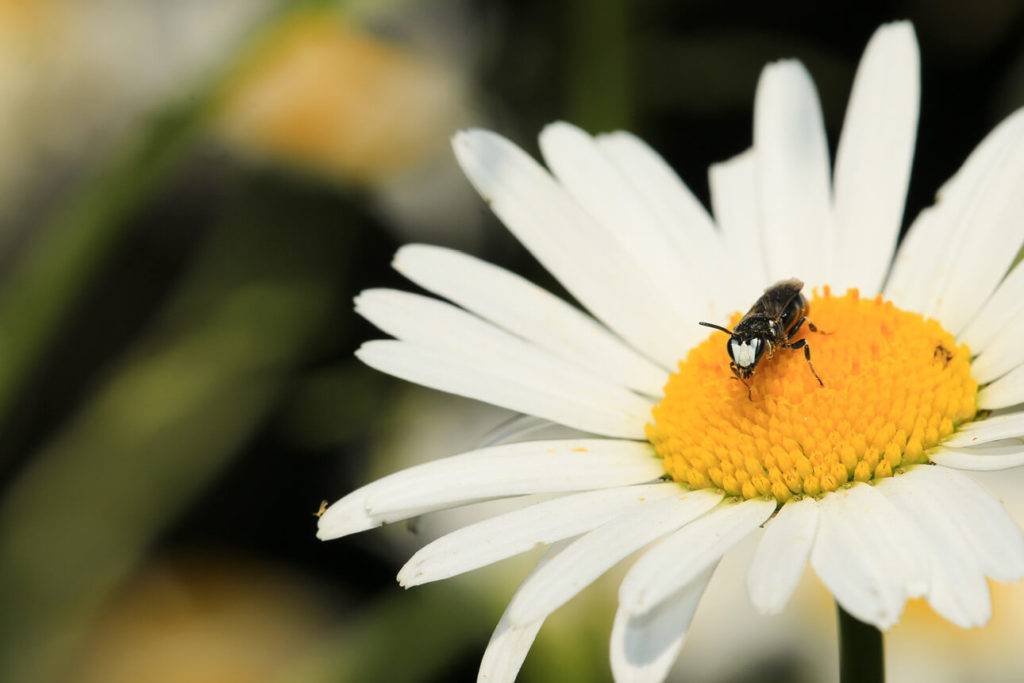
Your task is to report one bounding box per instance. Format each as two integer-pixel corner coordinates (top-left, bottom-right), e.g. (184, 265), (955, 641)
(806, 319), (830, 335)
(729, 362), (753, 401)
(791, 316), (828, 336)
(784, 338), (824, 387)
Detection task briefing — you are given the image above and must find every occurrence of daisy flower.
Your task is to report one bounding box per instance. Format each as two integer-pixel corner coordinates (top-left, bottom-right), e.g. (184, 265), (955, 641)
(318, 21), (1024, 682)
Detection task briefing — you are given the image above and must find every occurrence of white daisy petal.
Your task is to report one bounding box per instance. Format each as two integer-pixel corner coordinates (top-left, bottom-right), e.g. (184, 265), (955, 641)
(356, 340), (651, 439)
(708, 148), (768, 305)
(942, 411), (1024, 448)
(754, 59), (833, 289)
(957, 262), (1024, 353)
(392, 245), (669, 396)
(609, 565), (715, 683)
(926, 125), (1024, 333)
(881, 206), (949, 311)
(316, 439), (664, 540)
(931, 441), (1024, 471)
(505, 489), (723, 626)
(478, 541), (569, 683)
(810, 483), (929, 629)
(538, 123), (699, 309)
(968, 309), (1024, 383)
(594, 131), (718, 246)
(452, 128), (693, 368)
(595, 130), (738, 314)
(884, 110), (1024, 310)
(896, 465), (1024, 583)
(398, 483), (681, 587)
(747, 497), (820, 614)
(938, 110), (1024, 199)
(831, 22), (919, 296)
(356, 289), (655, 419)
(977, 363), (1024, 410)
(364, 440), (664, 519)
(619, 498), (776, 615)
(877, 469), (992, 627)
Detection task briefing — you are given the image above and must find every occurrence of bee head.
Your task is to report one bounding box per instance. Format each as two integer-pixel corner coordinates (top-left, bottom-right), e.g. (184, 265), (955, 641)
(728, 337), (764, 372)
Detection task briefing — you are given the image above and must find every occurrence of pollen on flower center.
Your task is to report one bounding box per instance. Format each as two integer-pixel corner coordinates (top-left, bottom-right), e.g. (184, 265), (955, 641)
(647, 288), (978, 502)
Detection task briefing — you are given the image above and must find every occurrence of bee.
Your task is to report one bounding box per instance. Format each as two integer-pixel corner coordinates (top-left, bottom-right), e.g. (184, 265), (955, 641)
(699, 278), (824, 398)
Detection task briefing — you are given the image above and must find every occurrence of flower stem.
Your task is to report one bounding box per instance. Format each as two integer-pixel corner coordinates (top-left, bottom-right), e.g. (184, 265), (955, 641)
(837, 603), (884, 682)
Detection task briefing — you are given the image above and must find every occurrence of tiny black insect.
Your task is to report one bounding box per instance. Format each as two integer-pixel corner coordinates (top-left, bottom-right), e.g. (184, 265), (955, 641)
(934, 344), (953, 366)
(699, 278), (824, 398)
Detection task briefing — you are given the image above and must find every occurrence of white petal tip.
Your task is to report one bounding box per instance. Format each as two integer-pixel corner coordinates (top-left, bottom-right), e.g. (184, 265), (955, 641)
(748, 596), (785, 616)
(540, 120), (576, 137)
(396, 564), (427, 588)
(451, 128), (498, 155)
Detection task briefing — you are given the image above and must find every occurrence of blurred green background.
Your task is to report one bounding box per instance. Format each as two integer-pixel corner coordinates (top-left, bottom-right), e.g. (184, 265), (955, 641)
(2, 1), (1024, 682)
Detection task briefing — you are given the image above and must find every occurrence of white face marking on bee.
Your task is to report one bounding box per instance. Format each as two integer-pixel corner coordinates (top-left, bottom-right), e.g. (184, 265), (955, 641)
(732, 339), (759, 368)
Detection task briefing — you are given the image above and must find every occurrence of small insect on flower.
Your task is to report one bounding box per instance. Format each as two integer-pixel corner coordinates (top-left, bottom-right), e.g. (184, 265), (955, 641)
(935, 344), (953, 366)
(699, 278), (824, 398)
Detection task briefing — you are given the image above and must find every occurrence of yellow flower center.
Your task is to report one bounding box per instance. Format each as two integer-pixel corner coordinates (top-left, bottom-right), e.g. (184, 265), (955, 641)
(647, 288), (977, 502)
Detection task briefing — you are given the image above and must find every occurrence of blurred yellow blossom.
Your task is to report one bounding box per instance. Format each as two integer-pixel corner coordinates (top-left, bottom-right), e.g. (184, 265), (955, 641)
(216, 9), (471, 186)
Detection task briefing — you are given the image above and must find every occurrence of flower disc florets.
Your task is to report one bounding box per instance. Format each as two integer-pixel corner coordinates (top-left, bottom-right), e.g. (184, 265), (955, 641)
(648, 288), (977, 501)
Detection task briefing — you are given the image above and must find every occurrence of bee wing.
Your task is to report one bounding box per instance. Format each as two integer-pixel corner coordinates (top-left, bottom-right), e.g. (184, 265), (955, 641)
(749, 279), (804, 321)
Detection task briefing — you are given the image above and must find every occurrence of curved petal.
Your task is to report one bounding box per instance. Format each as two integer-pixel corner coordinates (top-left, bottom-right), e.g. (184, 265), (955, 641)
(899, 464), (1024, 583)
(877, 469), (992, 627)
(968, 308), (1024, 383)
(884, 110), (1024, 310)
(618, 498), (775, 615)
(393, 245), (669, 396)
(885, 110), (1024, 331)
(453, 129), (694, 368)
(609, 565), (715, 683)
(832, 21), (919, 296)
(595, 130), (739, 313)
(931, 441), (1024, 471)
(957, 261), (1024, 354)
(810, 483), (929, 629)
(708, 148), (769, 306)
(977, 363), (1024, 410)
(942, 410), (1024, 448)
(747, 497), (820, 614)
(539, 123), (708, 320)
(505, 489), (723, 626)
(754, 59), (833, 290)
(356, 340), (652, 439)
(398, 483), (681, 587)
(882, 206), (950, 312)
(478, 541), (569, 683)
(316, 439), (664, 539)
(925, 120), (1024, 334)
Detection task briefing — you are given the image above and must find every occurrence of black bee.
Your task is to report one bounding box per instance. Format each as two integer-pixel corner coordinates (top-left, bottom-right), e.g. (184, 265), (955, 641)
(699, 278), (823, 397)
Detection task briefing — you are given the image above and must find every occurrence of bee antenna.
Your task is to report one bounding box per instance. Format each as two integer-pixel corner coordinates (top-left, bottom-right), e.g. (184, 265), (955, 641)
(698, 321), (733, 335)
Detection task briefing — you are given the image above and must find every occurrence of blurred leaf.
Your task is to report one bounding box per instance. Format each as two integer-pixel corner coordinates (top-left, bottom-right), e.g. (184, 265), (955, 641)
(0, 100), (210, 454)
(278, 362), (396, 450)
(0, 168), (355, 683)
(275, 583), (490, 683)
(563, 0), (632, 132)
